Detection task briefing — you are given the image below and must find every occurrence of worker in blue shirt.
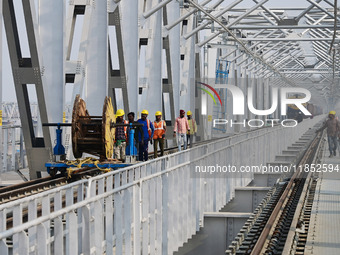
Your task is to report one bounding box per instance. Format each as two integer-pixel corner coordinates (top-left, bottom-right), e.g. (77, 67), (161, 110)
(137, 110), (154, 161)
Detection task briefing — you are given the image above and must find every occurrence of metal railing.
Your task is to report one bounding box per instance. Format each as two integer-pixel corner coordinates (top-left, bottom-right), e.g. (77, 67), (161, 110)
(0, 116), (323, 255)
(1, 125), (27, 173)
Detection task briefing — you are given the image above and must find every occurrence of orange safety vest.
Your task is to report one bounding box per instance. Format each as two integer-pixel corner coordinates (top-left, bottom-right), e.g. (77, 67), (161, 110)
(153, 120), (166, 139)
(123, 120), (128, 138)
(146, 119), (152, 137)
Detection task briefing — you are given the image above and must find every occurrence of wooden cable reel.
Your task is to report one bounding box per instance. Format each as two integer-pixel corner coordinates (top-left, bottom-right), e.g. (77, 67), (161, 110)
(72, 95), (116, 159)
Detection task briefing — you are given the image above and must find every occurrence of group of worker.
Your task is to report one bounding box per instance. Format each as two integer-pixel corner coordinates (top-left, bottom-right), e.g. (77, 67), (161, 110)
(113, 109), (197, 162)
(316, 110), (340, 158)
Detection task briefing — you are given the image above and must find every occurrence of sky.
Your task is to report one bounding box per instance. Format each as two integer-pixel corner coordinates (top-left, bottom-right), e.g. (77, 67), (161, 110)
(1, 0), (336, 103)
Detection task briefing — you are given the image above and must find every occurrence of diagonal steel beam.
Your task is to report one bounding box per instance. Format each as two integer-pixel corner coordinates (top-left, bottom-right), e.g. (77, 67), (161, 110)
(306, 0), (340, 22)
(187, 0), (295, 83)
(252, 0), (281, 22)
(295, 0), (322, 21)
(164, 0), (213, 31)
(183, 0), (243, 40)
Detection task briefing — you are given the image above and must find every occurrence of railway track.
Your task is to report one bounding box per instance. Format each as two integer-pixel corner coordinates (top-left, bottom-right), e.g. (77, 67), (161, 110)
(0, 168), (104, 205)
(0, 135), (225, 205)
(227, 130), (324, 255)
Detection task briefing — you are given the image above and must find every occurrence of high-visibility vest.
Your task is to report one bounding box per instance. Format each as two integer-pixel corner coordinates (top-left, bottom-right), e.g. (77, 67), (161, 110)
(187, 118), (196, 134)
(146, 119), (152, 137)
(153, 120), (166, 139)
(123, 120), (128, 138)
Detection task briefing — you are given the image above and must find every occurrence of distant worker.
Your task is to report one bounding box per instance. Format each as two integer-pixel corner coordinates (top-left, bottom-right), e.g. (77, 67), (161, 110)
(316, 111), (340, 157)
(174, 109), (190, 151)
(153, 111), (166, 158)
(137, 110), (154, 161)
(186, 111), (197, 148)
(114, 109), (128, 162)
(127, 112), (144, 149)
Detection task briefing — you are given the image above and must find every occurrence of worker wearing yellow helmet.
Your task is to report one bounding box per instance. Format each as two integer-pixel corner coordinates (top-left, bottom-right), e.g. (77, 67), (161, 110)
(316, 110), (340, 157)
(186, 111), (197, 148)
(153, 111), (166, 158)
(114, 109), (128, 162)
(137, 109), (154, 161)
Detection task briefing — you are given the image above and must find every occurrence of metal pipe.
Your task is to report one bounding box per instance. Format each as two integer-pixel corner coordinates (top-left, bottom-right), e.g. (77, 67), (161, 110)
(143, 0), (172, 19)
(220, 48), (237, 59)
(295, 0), (322, 21)
(306, 0), (340, 22)
(328, 0), (337, 54)
(230, 37), (340, 41)
(196, 0), (270, 45)
(229, 24), (339, 30)
(183, 0), (243, 40)
(237, 56), (252, 66)
(197, 31), (221, 47)
(223, 29), (278, 60)
(259, 11), (288, 35)
(252, 0), (281, 22)
(186, 0), (290, 82)
(301, 14), (328, 35)
(164, 0), (212, 31)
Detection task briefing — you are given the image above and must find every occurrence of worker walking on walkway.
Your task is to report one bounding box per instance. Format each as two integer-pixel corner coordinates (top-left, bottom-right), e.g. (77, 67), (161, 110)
(186, 111), (197, 148)
(153, 111), (166, 158)
(316, 111), (340, 157)
(174, 109), (190, 151)
(137, 110), (154, 161)
(114, 109), (128, 162)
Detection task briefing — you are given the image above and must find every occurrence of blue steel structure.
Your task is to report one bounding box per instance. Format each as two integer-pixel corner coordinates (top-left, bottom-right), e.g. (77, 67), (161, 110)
(215, 59), (230, 84)
(213, 59), (230, 133)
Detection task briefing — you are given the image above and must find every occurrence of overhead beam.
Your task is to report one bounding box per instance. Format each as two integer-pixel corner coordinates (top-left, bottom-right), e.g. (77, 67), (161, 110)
(227, 25), (340, 30)
(231, 37), (340, 41)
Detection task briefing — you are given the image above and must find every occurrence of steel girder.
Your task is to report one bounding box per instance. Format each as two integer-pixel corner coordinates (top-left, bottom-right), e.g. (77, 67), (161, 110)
(3, 0), (52, 179)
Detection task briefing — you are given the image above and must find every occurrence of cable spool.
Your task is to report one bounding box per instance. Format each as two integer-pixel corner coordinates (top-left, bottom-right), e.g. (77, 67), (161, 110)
(72, 95), (116, 159)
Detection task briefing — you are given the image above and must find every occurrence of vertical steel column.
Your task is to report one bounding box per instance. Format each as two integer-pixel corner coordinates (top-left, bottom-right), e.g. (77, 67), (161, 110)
(66, 2), (93, 100)
(257, 77), (264, 122)
(11, 127), (15, 170)
(0, 0), (2, 174)
(164, 0), (180, 123)
(3, 129), (7, 172)
(39, 0), (65, 126)
(140, 0), (163, 117)
(228, 49), (237, 134)
(205, 44), (217, 138)
(108, 7), (129, 113)
(85, 0), (108, 115)
(239, 50), (248, 133)
(234, 48), (243, 134)
(195, 49), (205, 141)
(180, 14), (196, 112)
(263, 78), (270, 119)
(20, 129), (24, 168)
(120, 0), (139, 114)
(3, 0), (52, 179)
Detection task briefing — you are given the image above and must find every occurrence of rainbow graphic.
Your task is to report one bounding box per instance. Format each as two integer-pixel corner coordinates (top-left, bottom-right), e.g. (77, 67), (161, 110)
(196, 82), (223, 107)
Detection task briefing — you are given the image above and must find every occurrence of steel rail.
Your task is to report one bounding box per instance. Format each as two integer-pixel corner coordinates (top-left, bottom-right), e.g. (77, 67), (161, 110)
(250, 132), (322, 255)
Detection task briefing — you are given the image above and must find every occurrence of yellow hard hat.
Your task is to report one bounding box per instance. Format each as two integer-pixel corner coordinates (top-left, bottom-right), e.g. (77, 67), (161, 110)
(116, 109), (125, 117)
(329, 111), (336, 115)
(155, 111), (162, 116)
(141, 109), (149, 115)
(187, 111), (192, 116)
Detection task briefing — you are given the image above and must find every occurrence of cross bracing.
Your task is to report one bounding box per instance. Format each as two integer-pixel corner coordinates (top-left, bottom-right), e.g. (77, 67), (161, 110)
(1, 0), (339, 178)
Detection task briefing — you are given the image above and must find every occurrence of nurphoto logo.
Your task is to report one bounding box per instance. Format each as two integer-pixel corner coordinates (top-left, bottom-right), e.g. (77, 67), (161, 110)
(197, 81), (312, 128)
